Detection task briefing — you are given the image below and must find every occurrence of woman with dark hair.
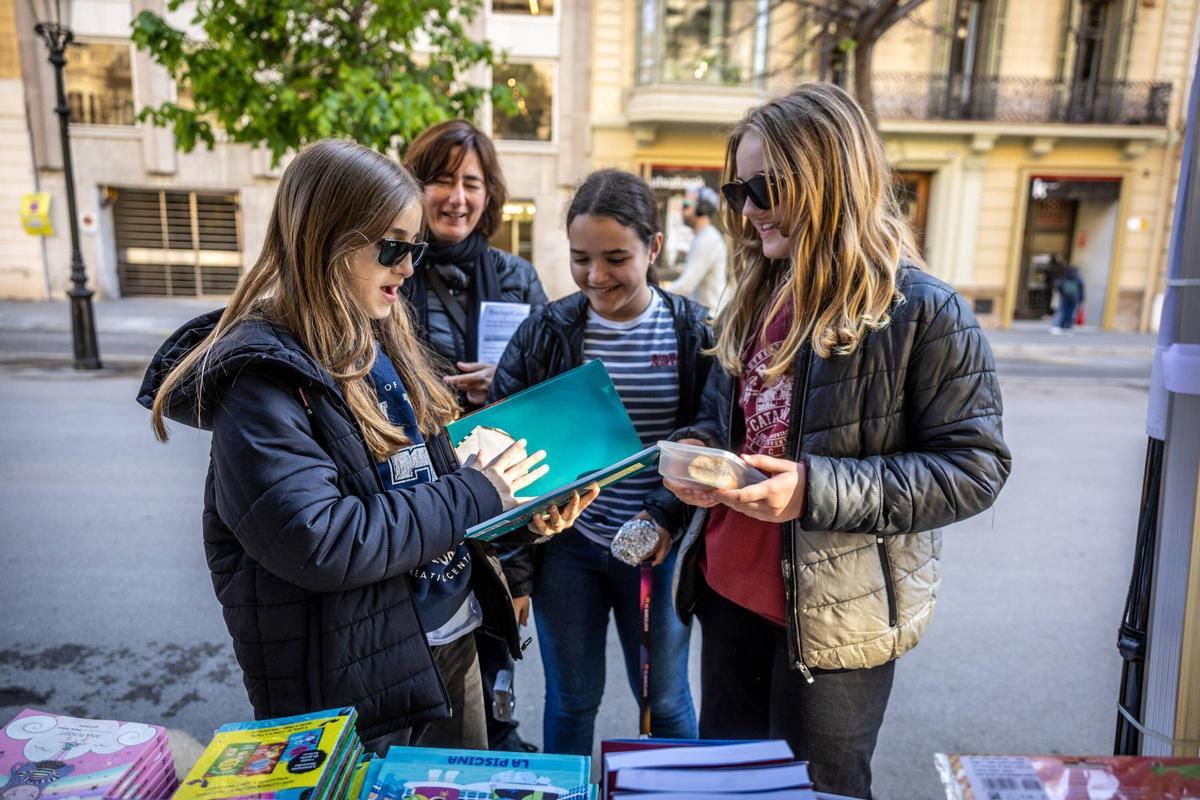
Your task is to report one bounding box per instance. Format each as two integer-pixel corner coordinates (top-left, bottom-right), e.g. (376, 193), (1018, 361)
(404, 119), (551, 752)
(491, 169), (713, 756)
(404, 119), (548, 408)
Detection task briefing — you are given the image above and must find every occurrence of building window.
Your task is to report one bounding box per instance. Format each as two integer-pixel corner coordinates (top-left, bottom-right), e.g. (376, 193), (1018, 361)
(893, 171), (931, 257)
(639, 0), (770, 87)
(491, 201), (535, 262)
(492, 0), (553, 14)
(493, 63), (554, 142)
(65, 42), (135, 126)
(113, 188), (243, 297)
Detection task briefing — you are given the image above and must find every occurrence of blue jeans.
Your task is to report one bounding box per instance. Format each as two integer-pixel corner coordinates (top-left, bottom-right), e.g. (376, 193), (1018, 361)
(1056, 297), (1079, 329)
(533, 530), (697, 755)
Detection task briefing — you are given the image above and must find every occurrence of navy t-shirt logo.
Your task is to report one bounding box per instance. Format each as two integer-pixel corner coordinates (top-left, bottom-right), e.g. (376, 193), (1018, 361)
(367, 344), (472, 631)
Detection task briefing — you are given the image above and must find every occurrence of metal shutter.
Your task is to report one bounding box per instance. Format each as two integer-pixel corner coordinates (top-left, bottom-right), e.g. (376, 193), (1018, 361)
(113, 188), (243, 297)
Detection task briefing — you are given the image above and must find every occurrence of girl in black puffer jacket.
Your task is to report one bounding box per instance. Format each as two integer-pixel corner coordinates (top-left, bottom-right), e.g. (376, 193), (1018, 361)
(491, 170), (715, 756)
(138, 139), (590, 752)
(664, 84), (1012, 798)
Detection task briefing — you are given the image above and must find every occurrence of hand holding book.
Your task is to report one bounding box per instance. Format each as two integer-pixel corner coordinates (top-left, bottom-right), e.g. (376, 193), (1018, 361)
(528, 483), (601, 536)
(459, 433), (600, 536)
(461, 437), (548, 509)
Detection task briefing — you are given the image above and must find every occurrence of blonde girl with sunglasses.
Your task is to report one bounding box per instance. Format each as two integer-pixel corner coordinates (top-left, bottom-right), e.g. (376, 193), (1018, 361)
(665, 84), (1012, 797)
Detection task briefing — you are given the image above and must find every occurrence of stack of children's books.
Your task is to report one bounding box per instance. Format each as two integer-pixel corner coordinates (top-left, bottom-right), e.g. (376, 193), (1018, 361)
(174, 707), (364, 800)
(358, 745), (593, 799)
(599, 739), (816, 800)
(0, 707), (178, 799)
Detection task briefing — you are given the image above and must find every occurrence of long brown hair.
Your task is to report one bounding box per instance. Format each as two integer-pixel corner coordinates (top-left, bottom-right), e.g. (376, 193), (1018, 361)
(405, 119), (508, 239)
(714, 83), (921, 379)
(151, 138), (458, 459)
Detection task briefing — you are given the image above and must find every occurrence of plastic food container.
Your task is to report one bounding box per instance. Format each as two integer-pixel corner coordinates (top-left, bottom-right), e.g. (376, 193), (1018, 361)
(657, 440), (768, 490)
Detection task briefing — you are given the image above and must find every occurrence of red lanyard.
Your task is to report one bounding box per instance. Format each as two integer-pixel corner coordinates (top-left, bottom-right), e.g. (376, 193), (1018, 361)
(639, 562), (652, 737)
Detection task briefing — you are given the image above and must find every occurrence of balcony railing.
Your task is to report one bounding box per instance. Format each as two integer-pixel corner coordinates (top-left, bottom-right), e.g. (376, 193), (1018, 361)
(874, 74), (1172, 126)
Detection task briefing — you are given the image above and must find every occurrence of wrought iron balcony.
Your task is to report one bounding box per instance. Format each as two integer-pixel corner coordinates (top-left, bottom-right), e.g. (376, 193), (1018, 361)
(874, 73), (1172, 126)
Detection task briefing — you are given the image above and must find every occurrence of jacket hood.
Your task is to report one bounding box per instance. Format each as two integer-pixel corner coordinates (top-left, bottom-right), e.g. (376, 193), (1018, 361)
(136, 309), (336, 431)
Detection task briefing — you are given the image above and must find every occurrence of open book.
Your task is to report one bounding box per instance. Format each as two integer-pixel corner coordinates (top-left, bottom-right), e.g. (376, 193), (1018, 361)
(447, 360), (659, 541)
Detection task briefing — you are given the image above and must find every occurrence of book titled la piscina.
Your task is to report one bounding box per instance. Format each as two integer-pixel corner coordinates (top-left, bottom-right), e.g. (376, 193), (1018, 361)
(361, 746), (593, 799)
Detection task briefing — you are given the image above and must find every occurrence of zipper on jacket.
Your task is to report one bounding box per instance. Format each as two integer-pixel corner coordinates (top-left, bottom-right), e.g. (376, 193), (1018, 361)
(779, 553), (814, 683)
(781, 347), (815, 684)
(876, 536), (898, 628)
(297, 387), (313, 417)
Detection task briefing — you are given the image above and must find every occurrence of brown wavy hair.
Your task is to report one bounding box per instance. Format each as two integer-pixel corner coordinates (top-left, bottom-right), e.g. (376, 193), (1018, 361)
(405, 119), (508, 239)
(714, 83), (921, 379)
(151, 139), (458, 459)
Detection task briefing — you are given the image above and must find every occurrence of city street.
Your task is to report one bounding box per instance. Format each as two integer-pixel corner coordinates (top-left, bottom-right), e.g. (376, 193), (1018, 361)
(0, 300), (1156, 798)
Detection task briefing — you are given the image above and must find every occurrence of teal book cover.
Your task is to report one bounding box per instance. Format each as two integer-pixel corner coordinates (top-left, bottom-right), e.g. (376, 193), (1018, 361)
(362, 746), (592, 799)
(446, 361), (659, 540)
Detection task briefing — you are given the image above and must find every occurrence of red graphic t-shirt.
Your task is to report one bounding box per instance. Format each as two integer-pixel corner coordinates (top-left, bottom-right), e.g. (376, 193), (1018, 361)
(701, 300), (794, 627)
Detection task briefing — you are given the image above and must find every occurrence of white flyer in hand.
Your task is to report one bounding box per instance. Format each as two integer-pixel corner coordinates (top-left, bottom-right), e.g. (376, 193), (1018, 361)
(477, 301), (531, 364)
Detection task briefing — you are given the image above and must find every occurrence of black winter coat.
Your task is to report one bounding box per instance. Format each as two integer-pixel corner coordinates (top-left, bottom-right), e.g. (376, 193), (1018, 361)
(404, 247), (548, 368)
(489, 287), (716, 596)
(137, 310), (526, 741)
(673, 266), (1012, 674)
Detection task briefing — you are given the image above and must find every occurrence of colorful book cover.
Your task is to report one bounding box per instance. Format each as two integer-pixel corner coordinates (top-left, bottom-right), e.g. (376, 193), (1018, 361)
(446, 361), (659, 540)
(0, 708), (172, 799)
(347, 758), (372, 800)
(365, 746), (592, 800)
(934, 753), (1200, 800)
(175, 708), (356, 800)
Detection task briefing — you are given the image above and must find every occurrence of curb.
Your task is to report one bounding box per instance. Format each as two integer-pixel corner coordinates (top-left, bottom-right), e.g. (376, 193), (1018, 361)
(990, 345), (1153, 359)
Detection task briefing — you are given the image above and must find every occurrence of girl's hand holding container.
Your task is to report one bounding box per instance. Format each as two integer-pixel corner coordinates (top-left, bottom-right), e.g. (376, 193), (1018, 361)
(714, 454), (808, 524)
(663, 439), (809, 523)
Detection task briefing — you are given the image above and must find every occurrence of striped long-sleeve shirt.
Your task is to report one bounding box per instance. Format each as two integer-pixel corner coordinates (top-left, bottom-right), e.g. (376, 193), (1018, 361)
(574, 292), (679, 546)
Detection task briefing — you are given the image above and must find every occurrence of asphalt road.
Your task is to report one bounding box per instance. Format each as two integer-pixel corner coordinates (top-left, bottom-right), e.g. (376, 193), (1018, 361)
(0, 325), (1154, 798)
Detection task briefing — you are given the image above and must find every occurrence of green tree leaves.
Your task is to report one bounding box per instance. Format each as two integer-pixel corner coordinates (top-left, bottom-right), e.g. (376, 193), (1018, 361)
(131, 0), (517, 165)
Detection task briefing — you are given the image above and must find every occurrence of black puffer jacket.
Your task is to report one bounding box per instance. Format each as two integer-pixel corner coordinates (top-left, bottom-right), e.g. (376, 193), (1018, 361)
(674, 266), (1012, 676)
(137, 310), (525, 741)
(490, 287), (715, 596)
(404, 247), (548, 368)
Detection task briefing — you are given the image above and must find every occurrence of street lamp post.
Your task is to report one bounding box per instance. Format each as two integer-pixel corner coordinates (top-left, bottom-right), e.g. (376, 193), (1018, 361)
(30, 0), (101, 369)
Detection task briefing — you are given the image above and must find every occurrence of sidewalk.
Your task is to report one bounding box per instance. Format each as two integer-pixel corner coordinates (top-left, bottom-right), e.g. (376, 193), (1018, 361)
(985, 320), (1155, 359)
(0, 298), (1156, 359)
(0, 298), (215, 337)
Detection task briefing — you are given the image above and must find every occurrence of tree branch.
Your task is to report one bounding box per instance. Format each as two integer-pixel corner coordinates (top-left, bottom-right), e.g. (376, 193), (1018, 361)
(855, 0), (901, 41)
(881, 0), (933, 31)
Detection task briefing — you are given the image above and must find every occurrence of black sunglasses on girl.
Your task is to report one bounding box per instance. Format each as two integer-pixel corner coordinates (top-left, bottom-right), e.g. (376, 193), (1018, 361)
(378, 239), (428, 268)
(721, 173), (779, 213)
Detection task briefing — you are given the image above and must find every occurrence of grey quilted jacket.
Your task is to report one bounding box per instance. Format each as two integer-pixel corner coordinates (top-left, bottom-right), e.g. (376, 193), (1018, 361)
(673, 266), (1012, 677)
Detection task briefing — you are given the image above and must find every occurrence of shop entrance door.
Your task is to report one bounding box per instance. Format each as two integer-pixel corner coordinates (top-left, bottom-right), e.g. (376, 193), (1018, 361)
(1015, 176), (1121, 322)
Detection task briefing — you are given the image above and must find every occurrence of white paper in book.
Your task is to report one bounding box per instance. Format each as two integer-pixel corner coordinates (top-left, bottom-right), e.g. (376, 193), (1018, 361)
(613, 762), (812, 794)
(477, 301), (531, 364)
(604, 740), (794, 771)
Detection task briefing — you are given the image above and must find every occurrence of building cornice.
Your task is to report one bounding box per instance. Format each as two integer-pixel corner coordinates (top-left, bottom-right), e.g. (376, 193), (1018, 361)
(879, 118), (1170, 144)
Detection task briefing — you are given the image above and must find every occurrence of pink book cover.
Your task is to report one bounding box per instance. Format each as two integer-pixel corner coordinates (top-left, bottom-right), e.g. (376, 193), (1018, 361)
(0, 708), (169, 799)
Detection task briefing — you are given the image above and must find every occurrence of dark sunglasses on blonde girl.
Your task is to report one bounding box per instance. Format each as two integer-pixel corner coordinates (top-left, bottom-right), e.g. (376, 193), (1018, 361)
(721, 174), (782, 213)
